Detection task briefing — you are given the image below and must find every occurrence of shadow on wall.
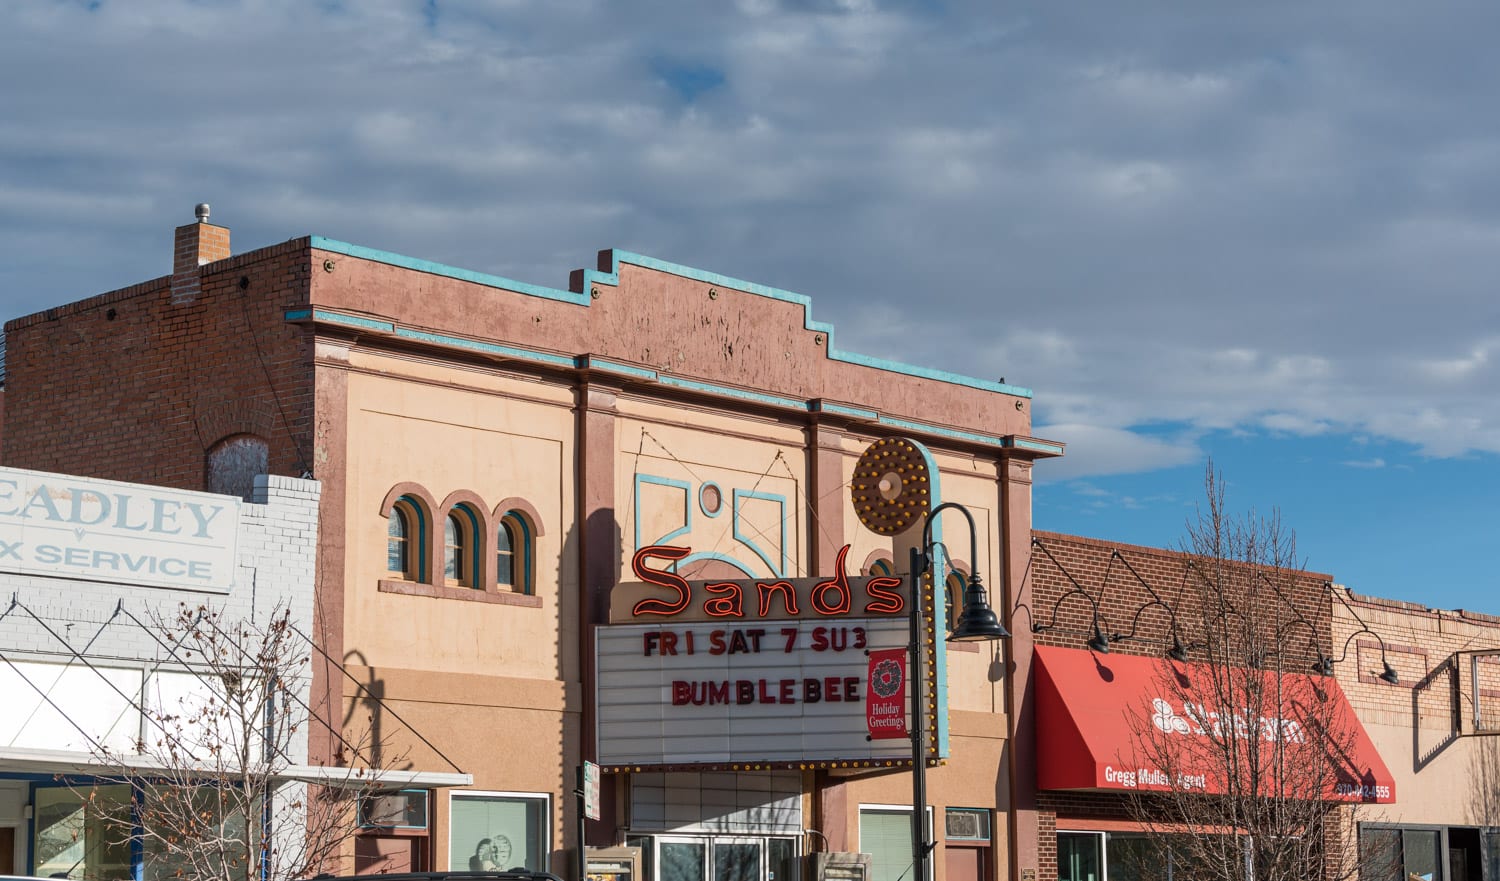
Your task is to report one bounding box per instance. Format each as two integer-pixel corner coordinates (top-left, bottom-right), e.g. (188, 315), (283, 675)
(340, 647), (414, 773)
(1414, 654), (1461, 773)
(1469, 736), (1500, 826)
(570, 508), (622, 863)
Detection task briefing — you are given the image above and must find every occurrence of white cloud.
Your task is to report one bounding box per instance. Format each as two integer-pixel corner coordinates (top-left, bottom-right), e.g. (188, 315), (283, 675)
(1032, 424), (1201, 482)
(1341, 458), (1386, 469)
(3, 0), (1500, 479)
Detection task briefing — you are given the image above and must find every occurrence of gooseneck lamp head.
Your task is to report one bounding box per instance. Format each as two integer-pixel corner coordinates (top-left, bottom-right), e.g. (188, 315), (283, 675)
(948, 572), (1010, 642)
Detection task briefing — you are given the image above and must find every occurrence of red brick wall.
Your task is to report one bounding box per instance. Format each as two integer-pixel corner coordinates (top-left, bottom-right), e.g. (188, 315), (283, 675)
(1027, 530), (1331, 659)
(1, 240), (314, 490)
(1026, 530), (1336, 881)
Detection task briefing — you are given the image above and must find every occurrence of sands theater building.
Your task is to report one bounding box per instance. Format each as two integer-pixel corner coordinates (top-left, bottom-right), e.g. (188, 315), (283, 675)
(1, 209), (1064, 881)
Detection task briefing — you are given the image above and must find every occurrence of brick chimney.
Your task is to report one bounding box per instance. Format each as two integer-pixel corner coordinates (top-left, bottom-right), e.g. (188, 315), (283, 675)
(171, 203), (230, 305)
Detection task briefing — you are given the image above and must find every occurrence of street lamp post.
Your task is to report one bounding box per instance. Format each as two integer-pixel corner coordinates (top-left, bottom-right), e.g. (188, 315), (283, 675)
(908, 502), (1009, 881)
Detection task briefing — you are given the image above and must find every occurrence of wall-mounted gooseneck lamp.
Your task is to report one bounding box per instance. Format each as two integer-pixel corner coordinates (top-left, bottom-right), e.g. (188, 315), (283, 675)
(1109, 549), (1199, 662)
(1252, 570), (1337, 675)
(1320, 582), (1399, 685)
(1030, 537), (1114, 653)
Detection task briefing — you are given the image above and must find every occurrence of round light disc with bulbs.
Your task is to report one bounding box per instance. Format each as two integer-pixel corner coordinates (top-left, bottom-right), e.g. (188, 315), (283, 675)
(851, 437), (930, 535)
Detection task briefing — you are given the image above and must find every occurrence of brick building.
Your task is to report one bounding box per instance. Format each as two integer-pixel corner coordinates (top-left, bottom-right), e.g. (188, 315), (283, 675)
(1, 209), (1064, 881)
(0, 466), (323, 877)
(1023, 531), (1398, 881)
(1335, 588), (1500, 880)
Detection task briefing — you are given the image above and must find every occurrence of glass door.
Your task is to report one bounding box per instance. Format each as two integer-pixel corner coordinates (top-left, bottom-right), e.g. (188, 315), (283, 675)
(658, 838), (709, 881)
(31, 783), (132, 881)
(712, 838), (763, 881)
(653, 836), (773, 881)
(1057, 832), (1104, 881)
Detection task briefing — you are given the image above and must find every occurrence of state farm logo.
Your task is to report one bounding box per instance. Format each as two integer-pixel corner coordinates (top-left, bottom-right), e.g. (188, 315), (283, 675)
(1152, 698), (1190, 734)
(1148, 697), (1307, 744)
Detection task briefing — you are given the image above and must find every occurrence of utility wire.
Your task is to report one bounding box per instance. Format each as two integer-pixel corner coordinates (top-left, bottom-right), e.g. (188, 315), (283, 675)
(288, 621), (466, 775)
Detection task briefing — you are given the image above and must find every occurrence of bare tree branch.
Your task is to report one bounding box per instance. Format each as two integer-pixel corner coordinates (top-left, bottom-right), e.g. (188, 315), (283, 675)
(75, 602), (406, 881)
(1122, 464), (1368, 881)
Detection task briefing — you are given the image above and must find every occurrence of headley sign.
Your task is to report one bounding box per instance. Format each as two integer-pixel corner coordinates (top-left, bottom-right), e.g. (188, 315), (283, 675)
(0, 466), (240, 592)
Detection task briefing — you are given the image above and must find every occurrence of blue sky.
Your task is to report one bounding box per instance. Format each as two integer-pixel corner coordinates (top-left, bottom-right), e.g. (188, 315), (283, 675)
(1, 0), (1497, 612)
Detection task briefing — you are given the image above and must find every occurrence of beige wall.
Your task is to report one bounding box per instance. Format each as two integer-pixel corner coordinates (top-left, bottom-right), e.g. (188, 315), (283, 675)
(344, 364), (578, 679)
(1338, 590), (1500, 828)
(340, 358), (581, 871)
(614, 402), (805, 581)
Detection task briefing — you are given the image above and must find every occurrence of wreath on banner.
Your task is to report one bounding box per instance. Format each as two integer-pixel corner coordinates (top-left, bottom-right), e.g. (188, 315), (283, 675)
(871, 658), (904, 698)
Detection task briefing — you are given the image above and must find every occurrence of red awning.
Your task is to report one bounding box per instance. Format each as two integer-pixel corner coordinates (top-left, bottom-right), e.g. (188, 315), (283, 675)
(1034, 645), (1395, 803)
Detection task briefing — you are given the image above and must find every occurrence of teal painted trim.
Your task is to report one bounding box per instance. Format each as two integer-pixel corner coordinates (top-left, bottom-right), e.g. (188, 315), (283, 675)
(311, 236), (592, 305)
(600, 250), (1033, 398)
(292, 309), (1033, 438)
(1012, 437), (1066, 455)
(909, 439), (951, 758)
(583, 357), (660, 381)
(675, 551), (756, 578)
(450, 504), (483, 587)
(285, 307), (395, 333)
(634, 475), (693, 551)
(878, 415), (1004, 447)
(732, 489), (788, 577)
(814, 402), (879, 421)
(397, 495), (429, 583)
(659, 375), (808, 410)
(306, 238), (1030, 396)
(699, 482), (724, 519)
(394, 327), (577, 368)
(497, 510), (535, 594)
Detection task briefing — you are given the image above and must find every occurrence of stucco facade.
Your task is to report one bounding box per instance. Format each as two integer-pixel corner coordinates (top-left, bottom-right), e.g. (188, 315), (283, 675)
(1, 214), (1063, 881)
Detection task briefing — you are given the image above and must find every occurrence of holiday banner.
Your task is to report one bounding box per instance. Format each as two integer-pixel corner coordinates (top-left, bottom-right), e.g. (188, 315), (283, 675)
(866, 647), (908, 740)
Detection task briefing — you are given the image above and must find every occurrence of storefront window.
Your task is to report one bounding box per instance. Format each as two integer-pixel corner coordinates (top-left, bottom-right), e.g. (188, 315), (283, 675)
(1360, 825), (1441, 881)
(1103, 834), (1157, 881)
(450, 793), (550, 872)
(1401, 830), (1439, 881)
(646, 836), (794, 881)
(660, 840), (708, 881)
(33, 785), (131, 881)
(1057, 832), (1103, 881)
(860, 808), (933, 881)
(141, 788), (252, 881)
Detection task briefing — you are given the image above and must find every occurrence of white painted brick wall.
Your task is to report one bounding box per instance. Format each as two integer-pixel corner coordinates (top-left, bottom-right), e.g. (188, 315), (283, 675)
(0, 472), (320, 762)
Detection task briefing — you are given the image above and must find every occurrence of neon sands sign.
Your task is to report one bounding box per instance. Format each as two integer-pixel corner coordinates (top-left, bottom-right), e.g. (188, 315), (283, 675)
(613, 544), (907, 624)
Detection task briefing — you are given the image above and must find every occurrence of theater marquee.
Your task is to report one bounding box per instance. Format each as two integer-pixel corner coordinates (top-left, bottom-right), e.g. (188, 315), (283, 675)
(594, 545), (930, 771)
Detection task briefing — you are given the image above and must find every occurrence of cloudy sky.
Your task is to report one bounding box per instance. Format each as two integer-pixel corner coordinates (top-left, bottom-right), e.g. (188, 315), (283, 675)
(4, 0), (1498, 612)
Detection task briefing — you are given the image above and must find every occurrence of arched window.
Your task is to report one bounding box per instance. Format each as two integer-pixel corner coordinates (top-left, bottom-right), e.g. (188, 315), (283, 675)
(945, 570), (968, 633)
(496, 512), (533, 594)
(205, 434), (269, 502)
(387, 496), (424, 581)
(445, 508), (481, 588)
